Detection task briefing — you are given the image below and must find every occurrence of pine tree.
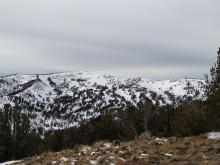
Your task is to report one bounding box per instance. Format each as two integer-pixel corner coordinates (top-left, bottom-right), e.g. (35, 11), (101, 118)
(0, 104), (13, 161)
(0, 101), (33, 162)
(207, 47), (220, 129)
(209, 47), (220, 97)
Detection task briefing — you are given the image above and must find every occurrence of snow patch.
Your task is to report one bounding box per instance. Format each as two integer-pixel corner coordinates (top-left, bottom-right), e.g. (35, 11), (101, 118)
(0, 160), (21, 165)
(208, 132), (220, 139)
(103, 143), (112, 148)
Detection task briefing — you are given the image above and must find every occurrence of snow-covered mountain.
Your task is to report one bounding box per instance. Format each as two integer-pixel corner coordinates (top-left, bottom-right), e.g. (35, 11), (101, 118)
(0, 71), (206, 132)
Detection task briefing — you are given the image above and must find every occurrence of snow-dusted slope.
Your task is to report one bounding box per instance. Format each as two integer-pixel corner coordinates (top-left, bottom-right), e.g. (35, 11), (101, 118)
(0, 71), (206, 132)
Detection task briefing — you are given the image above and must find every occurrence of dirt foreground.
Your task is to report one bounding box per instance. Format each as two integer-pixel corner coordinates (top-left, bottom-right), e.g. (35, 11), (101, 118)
(9, 134), (220, 165)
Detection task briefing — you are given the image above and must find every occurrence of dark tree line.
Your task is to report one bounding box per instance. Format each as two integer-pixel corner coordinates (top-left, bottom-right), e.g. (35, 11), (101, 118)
(0, 103), (42, 162)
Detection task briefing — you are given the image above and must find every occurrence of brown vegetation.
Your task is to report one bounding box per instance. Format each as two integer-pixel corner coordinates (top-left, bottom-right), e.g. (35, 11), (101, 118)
(11, 134), (220, 165)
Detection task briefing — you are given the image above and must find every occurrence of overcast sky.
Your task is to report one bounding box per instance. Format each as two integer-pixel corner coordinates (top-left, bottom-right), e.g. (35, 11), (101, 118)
(0, 0), (219, 79)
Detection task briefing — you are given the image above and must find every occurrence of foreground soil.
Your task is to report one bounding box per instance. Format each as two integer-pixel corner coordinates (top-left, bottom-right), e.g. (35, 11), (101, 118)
(11, 134), (220, 165)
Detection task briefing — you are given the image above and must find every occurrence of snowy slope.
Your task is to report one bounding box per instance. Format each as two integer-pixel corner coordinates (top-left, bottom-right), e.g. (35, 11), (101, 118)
(0, 71), (206, 132)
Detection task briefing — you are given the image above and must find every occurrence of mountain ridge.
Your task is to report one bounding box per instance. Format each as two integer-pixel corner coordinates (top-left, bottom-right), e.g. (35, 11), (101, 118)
(0, 71), (206, 132)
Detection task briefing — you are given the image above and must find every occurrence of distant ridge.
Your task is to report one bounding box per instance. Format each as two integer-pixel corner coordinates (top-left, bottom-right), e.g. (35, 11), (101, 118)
(0, 71), (206, 133)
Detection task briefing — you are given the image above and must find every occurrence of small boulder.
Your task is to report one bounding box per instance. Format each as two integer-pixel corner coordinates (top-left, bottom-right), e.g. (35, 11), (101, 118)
(139, 131), (151, 141)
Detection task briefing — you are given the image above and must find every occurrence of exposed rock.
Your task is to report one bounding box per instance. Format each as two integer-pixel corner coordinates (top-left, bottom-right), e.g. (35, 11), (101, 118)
(138, 131), (151, 141)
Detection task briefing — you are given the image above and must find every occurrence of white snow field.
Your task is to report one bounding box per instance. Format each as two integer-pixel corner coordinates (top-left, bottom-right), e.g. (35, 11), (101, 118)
(0, 71), (206, 132)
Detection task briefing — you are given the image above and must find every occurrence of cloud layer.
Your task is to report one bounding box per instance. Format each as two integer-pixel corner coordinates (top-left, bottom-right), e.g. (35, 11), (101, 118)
(0, 0), (220, 79)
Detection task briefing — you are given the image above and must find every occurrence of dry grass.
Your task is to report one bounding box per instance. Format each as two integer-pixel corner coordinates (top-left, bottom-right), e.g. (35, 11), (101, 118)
(11, 134), (220, 165)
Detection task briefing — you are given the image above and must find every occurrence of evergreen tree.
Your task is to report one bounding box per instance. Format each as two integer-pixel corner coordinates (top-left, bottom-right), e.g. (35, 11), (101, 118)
(0, 104), (11, 162)
(207, 47), (220, 129)
(209, 47), (220, 97)
(0, 102), (38, 162)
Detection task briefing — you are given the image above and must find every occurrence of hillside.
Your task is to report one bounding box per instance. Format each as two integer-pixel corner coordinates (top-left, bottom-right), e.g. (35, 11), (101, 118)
(2, 133), (220, 165)
(0, 71), (206, 132)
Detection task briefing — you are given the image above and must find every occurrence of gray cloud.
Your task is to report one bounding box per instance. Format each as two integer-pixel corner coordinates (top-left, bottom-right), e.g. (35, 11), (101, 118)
(0, 0), (220, 79)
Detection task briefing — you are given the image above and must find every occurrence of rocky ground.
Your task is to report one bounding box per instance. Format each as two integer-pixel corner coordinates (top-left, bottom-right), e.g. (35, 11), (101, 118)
(6, 134), (220, 165)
